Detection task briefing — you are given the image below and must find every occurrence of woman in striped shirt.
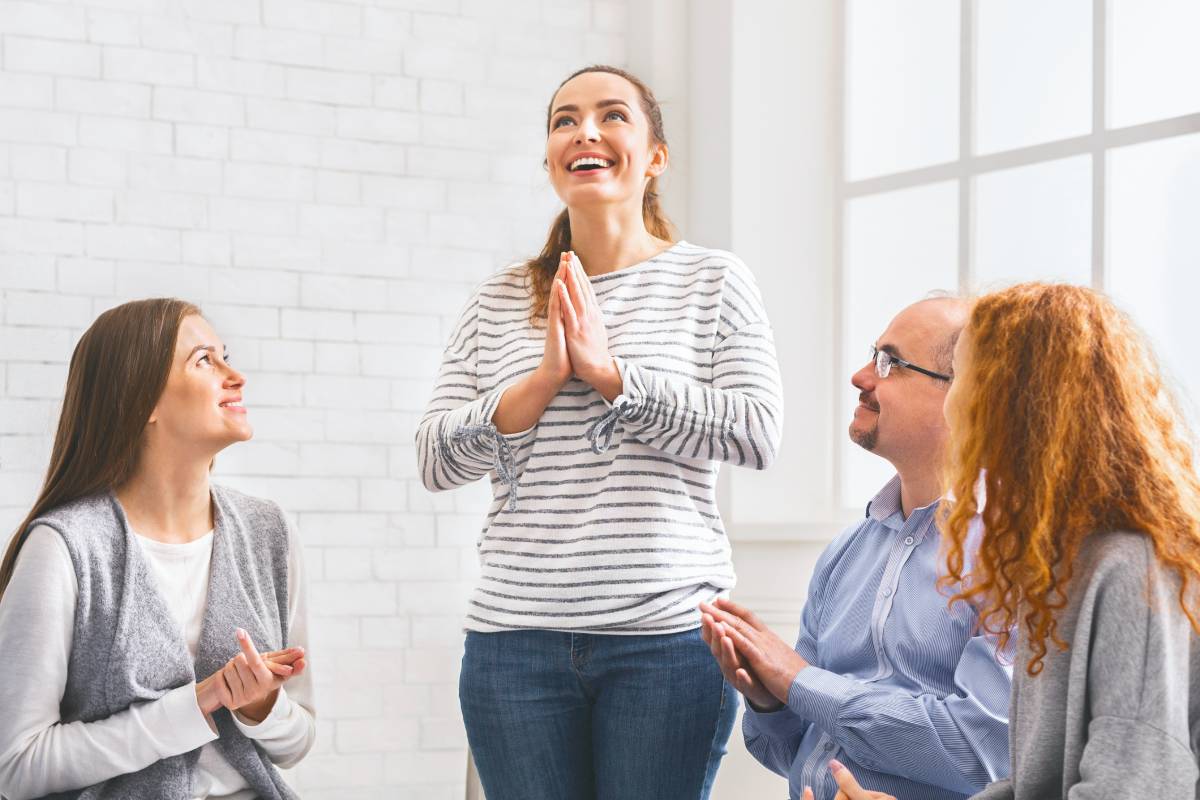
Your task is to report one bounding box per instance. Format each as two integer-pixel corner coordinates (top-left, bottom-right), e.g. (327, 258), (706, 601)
(416, 65), (784, 800)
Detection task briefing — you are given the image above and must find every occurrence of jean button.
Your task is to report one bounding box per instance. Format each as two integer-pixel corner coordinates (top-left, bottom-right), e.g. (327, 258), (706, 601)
(904, 535), (915, 546)
(824, 742), (833, 751)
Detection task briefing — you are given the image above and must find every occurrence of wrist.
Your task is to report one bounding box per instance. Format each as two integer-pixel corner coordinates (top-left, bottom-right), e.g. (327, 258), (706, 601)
(787, 654), (810, 684)
(531, 364), (568, 396)
(584, 357), (622, 401)
(237, 690), (278, 724)
(196, 680), (220, 715)
(746, 694), (785, 713)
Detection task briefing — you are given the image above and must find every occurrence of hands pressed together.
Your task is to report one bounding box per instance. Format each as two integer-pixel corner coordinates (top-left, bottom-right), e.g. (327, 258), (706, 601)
(699, 597), (808, 710)
(699, 598), (896, 800)
(539, 251), (622, 401)
(195, 628), (307, 724)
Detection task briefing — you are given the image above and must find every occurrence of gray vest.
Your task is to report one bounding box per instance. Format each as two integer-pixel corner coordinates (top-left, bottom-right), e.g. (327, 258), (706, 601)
(30, 485), (299, 800)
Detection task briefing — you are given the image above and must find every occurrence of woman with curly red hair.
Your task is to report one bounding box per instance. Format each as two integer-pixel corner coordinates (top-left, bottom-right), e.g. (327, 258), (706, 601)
(829, 282), (1200, 800)
(940, 283), (1195, 800)
(941, 282), (1200, 798)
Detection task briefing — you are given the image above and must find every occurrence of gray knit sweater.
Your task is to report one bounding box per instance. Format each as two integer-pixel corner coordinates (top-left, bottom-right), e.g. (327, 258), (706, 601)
(30, 486), (297, 800)
(972, 530), (1200, 799)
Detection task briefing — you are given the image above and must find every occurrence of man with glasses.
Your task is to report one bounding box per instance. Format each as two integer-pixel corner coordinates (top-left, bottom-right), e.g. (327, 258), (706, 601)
(700, 297), (1011, 800)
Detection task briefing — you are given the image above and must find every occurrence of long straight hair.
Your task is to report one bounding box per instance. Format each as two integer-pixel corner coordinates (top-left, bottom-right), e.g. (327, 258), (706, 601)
(0, 298), (200, 600)
(526, 65), (676, 321)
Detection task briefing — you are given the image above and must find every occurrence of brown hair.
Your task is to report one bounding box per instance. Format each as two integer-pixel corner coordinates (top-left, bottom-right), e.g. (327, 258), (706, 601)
(939, 282), (1200, 675)
(0, 298), (201, 599)
(526, 64), (676, 321)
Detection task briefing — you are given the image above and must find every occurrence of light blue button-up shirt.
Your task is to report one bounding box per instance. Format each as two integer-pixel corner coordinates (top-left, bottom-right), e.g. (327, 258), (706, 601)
(743, 475), (1012, 800)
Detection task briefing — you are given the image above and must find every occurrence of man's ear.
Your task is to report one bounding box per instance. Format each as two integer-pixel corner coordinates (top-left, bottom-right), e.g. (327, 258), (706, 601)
(646, 142), (668, 178)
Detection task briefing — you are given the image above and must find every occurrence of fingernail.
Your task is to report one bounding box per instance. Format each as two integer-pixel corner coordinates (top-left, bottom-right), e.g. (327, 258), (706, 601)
(829, 758), (845, 772)
(236, 628), (246, 639)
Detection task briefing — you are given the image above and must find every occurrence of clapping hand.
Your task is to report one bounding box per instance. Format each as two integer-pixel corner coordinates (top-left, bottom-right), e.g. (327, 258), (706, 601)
(829, 759), (898, 800)
(196, 628), (307, 723)
(797, 760), (898, 800)
(698, 597), (809, 705)
(700, 607), (779, 711)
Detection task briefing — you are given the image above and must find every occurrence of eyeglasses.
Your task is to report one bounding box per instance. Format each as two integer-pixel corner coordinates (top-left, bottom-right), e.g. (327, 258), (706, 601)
(869, 344), (952, 383)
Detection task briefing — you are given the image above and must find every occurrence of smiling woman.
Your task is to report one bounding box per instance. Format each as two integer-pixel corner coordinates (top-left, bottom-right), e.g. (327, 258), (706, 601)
(0, 298), (315, 800)
(415, 66), (785, 800)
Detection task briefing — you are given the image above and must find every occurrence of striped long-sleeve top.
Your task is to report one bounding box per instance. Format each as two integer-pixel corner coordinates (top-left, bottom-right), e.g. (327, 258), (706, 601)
(415, 241), (784, 633)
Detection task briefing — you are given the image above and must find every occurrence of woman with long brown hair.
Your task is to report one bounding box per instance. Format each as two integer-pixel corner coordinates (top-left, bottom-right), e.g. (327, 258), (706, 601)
(416, 65), (783, 798)
(0, 299), (315, 800)
(824, 282), (1200, 799)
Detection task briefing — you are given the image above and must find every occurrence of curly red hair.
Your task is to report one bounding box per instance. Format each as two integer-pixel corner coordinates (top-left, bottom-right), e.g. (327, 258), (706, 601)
(939, 282), (1200, 675)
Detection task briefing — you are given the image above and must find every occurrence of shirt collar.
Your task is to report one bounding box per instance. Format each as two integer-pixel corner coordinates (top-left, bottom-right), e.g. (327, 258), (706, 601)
(865, 474), (942, 530)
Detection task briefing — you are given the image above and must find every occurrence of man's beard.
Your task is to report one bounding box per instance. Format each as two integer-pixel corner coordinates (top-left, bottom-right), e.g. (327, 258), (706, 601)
(850, 391), (879, 451)
(850, 423), (878, 451)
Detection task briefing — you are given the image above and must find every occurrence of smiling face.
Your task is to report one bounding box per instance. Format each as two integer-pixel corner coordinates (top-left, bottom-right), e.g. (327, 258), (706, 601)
(147, 314), (251, 458)
(545, 70), (668, 211)
(849, 298), (967, 472)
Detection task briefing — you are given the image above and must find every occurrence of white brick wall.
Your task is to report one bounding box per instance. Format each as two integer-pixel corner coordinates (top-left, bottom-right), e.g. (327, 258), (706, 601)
(0, 2), (627, 796)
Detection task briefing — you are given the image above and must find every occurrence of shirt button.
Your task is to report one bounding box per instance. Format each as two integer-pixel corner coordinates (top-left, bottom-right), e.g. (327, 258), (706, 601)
(883, 587), (892, 597)
(904, 536), (915, 546)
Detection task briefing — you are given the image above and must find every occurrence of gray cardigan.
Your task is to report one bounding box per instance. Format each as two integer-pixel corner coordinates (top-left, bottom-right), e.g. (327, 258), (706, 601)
(30, 486), (298, 800)
(972, 530), (1200, 799)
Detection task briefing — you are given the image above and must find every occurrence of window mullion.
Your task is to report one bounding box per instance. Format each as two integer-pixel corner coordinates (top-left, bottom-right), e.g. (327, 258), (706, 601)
(833, 0), (848, 514)
(959, 0), (977, 293)
(1091, 0), (1109, 290)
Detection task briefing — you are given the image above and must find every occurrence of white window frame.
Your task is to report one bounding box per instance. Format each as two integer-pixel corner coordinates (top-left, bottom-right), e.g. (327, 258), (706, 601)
(832, 0), (1200, 513)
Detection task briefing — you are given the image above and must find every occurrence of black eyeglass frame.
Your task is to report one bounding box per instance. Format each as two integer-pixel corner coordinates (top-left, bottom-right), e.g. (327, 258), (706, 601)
(869, 344), (953, 383)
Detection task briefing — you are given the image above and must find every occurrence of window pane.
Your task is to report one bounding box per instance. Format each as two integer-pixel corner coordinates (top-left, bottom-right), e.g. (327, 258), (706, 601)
(976, 0), (1091, 154)
(1109, 132), (1200, 419)
(1111, 0), (1200, 127)
(842, 182), (959, 505)
(974, 156), (1092, 287)
(845, 0), (959, 180)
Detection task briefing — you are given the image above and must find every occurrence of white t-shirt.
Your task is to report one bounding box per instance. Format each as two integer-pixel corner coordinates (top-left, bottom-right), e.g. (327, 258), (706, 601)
(0, 522), (315, 800)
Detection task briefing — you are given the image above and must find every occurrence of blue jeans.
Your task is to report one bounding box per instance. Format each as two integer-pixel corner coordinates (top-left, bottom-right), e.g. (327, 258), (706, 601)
(460, 629), (738, 800)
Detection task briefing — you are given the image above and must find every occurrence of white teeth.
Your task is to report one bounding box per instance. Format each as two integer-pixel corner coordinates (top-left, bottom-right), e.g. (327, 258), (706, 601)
(570, 156), (614, 171)
(220, 401), (243, 408)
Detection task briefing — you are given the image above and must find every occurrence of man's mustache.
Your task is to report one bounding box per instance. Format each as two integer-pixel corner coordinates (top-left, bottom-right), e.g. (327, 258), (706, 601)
(858, 392), (880, 412)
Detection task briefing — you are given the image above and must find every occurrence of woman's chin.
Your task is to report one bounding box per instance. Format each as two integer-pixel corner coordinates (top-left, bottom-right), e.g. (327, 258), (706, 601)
(558, 183), (635, 210)
(215, 425), (254, 450)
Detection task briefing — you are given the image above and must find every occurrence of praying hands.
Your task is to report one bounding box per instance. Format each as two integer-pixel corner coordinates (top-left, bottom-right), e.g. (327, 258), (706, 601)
(699, 597), (809, 707)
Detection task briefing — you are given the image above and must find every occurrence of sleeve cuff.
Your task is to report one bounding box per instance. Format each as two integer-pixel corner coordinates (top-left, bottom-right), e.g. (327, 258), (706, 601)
(601, 357), (629, 409)
(157, 683), (220, 754)
(486, 381), (539, 443)
(743, 701), (810, 740)
(788, 666), (857, 732)
(480, 384), (537, 451)
(501, 425), (537, 446)
(603, 357), (647, 409)
(233, 687), (294, 738)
